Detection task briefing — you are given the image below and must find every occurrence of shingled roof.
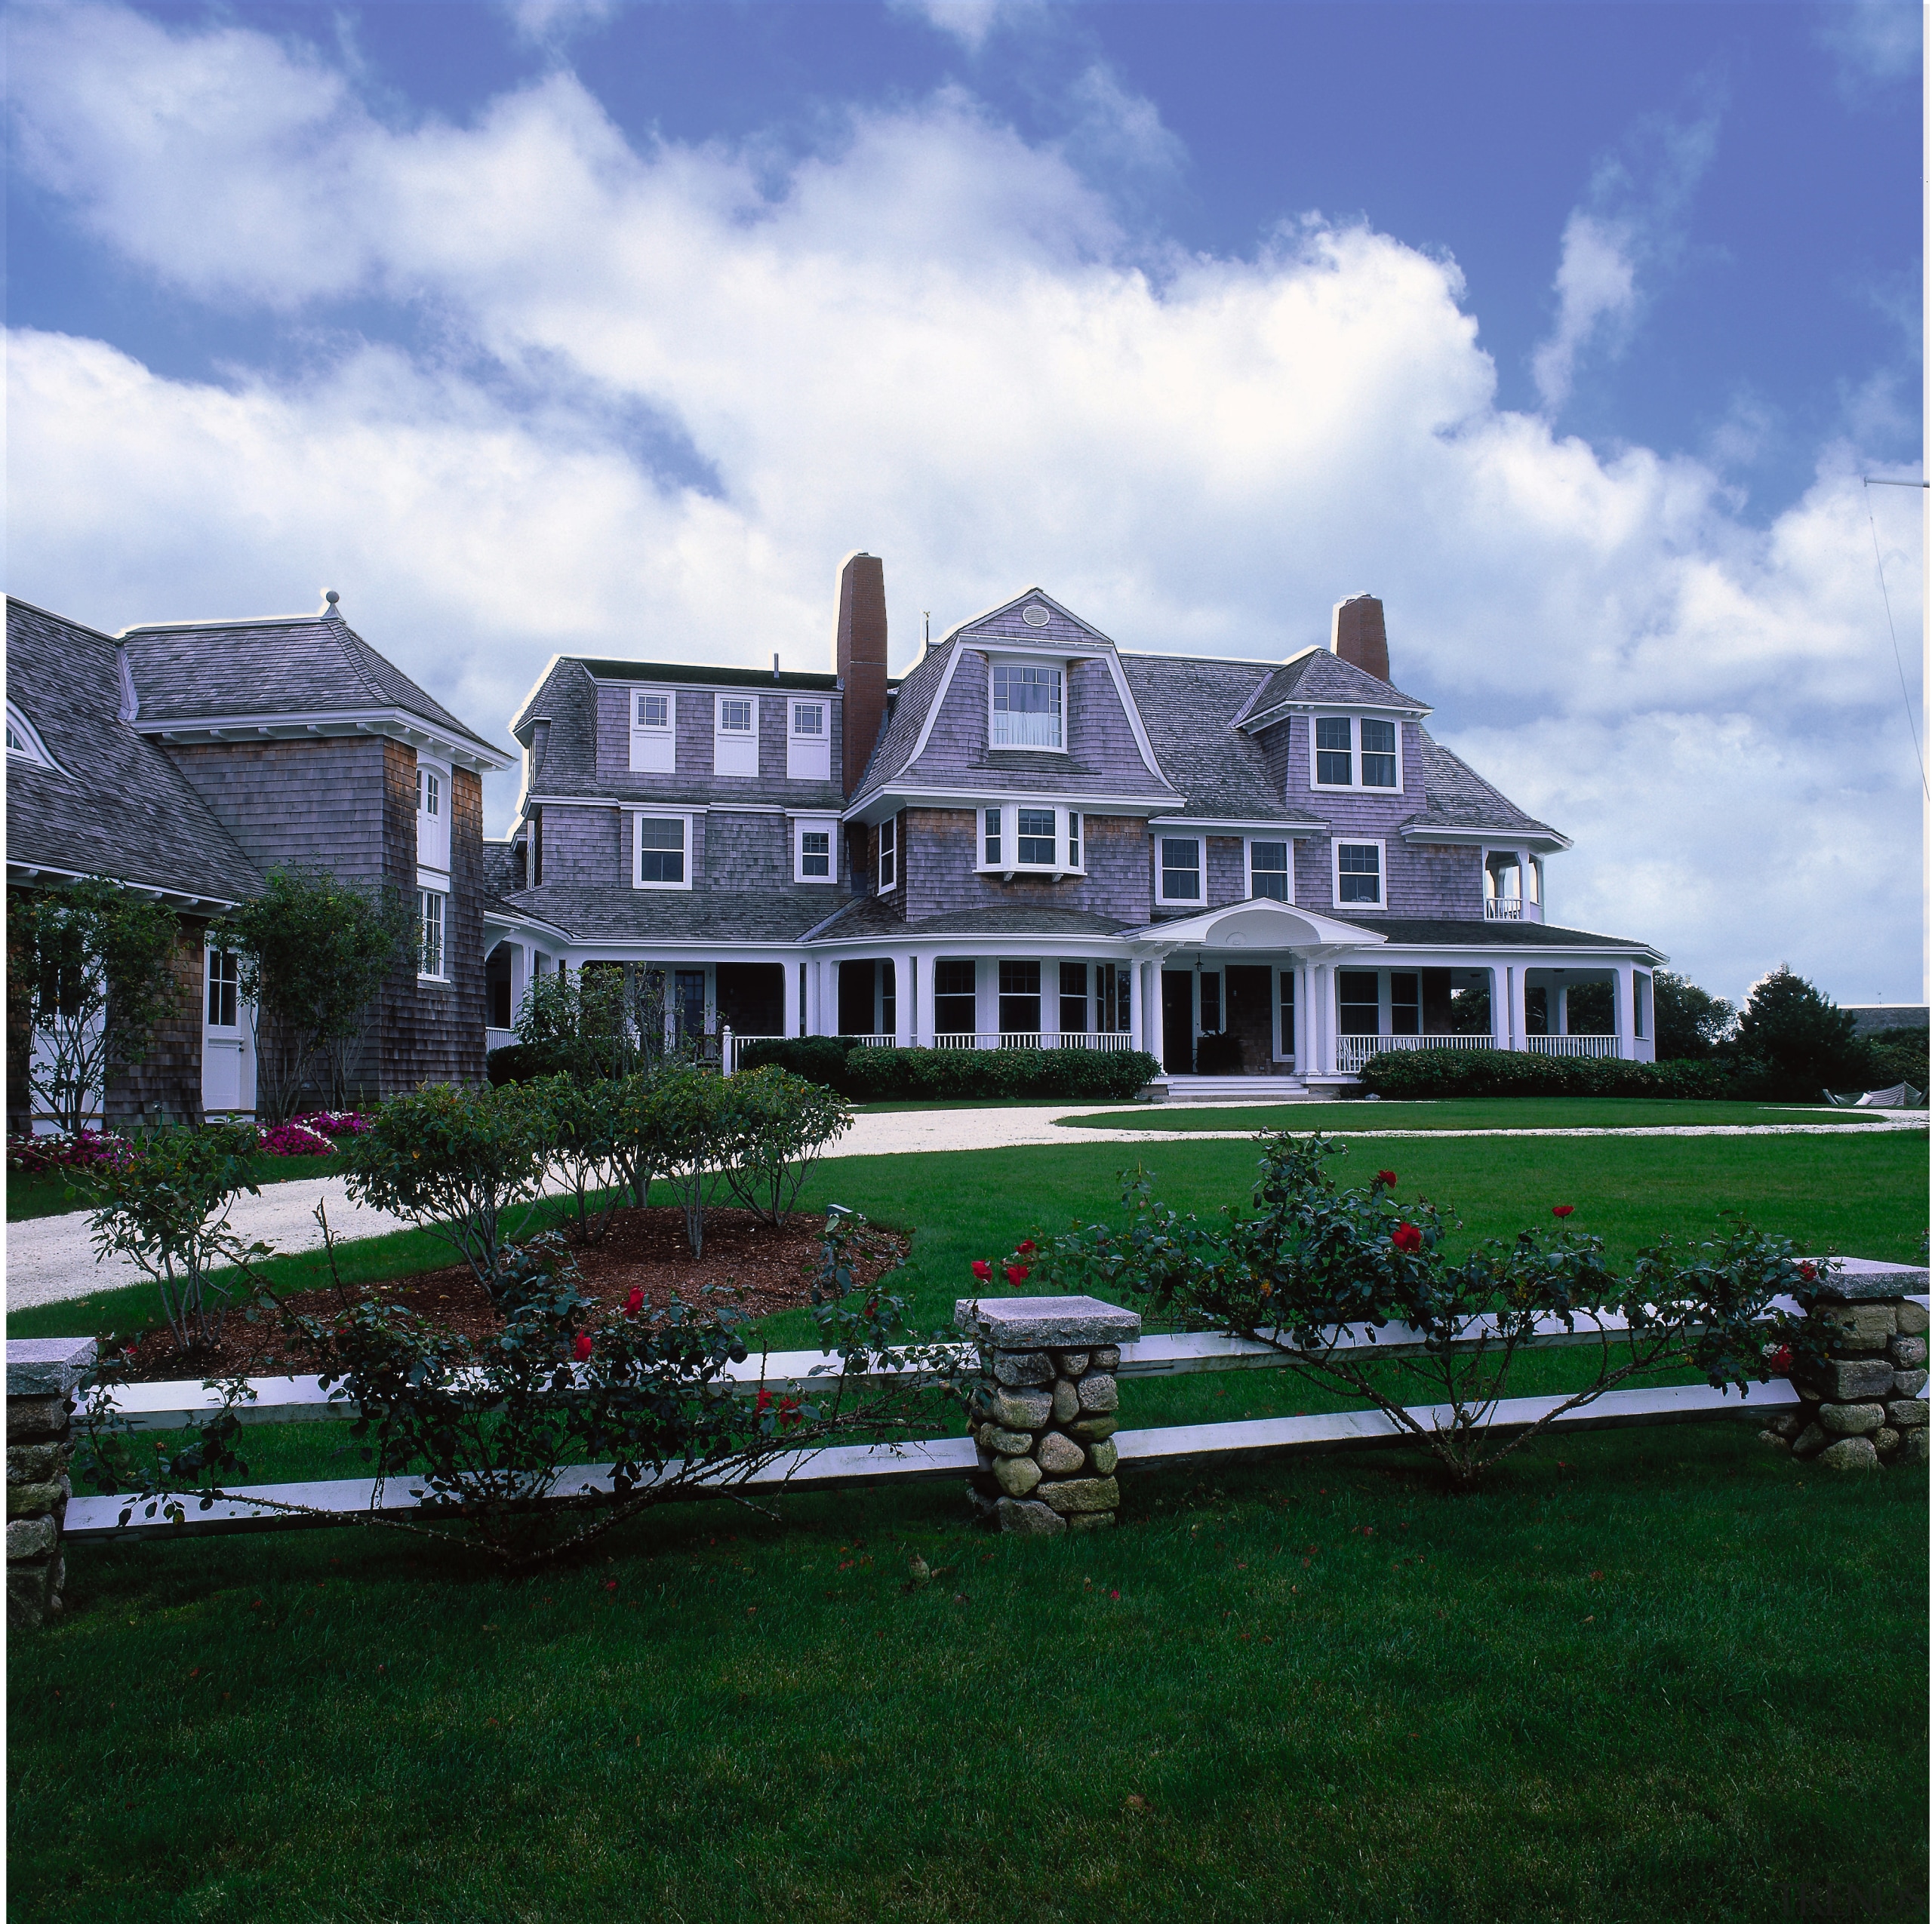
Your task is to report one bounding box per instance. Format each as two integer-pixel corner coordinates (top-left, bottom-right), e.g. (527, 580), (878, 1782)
(804, 896), (1133, 942)
(6, 599), (260, 905)
(119, 609), (508, 762)
(496, 884), (858, 945)
(1239, 647), (1432, 721)
(1401, 731), (1564, 843)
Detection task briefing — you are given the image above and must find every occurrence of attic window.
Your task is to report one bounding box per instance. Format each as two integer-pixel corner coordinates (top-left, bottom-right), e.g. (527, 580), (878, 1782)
(990, 661), (1063, 750)
(1309, 715), (1402, 792)
(5, 703), (55, 771)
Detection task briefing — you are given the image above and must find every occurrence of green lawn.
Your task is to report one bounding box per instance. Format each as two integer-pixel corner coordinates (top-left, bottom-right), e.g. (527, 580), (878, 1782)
(9, 1424), (1924, 1924)
(1061, 1097), (1912, 1133)
(7, 1152), (340, 1223)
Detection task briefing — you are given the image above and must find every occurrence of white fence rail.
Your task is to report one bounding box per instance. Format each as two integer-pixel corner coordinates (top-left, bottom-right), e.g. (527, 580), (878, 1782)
(932, 1031), (1137, 1053)
(1337, 1032), (1497, 1073)
(1522, 1034), (1622, 1058)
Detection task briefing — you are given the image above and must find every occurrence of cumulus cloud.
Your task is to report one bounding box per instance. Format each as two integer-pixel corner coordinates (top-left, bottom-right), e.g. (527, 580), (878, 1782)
(1817, 0), (1921, 99)
(2, 5), (1921, 999)
(500, 0), (622, 54)
(891, 0), (1037, 53)
(1532, 100), (1721, 413)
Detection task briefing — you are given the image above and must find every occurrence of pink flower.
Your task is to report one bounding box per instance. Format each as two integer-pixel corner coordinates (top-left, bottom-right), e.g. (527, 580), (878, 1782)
(1391, 1223), (1422, 1255)
(971, 1261), (992, 1283)
(1004, 1264), (1030, 1286)
(572, 1332), (593, 1363)
(1552, 1205), (1574, 1219)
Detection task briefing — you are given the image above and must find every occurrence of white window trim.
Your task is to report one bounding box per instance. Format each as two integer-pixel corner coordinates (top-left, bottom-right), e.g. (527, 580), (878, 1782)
(1245, 834), (1294, 903)
(715, 692), (759, 736)
(417, 887), (450, 982)
(205, 946), (243, 1033)
(788, 696), (828, 739)
(632, 810), (695, 892)
(877, 815), (898, 893)
(986, 653), (1068, 754)
(793, 815), (838, 885)
(416, 756), (453, 877)
(1157, 833), (1204, 905)
(974, 803), (1087, 878)
(1331, 837), (1387, 911)
(1307, 713), (1404, 794)
(6, 702), (60, 772)
(633, 690), (675, 732)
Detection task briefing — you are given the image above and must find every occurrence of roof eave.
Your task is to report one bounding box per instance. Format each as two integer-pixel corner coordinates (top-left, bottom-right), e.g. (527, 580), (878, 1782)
(136, 707), (513, 772)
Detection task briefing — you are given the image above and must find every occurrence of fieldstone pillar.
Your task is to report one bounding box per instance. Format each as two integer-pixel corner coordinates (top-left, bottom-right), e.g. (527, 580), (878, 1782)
(1770, 1264), (1928, 1470)
(957, 1295), (1140, 1535)
(7, 1338), (97, 1627)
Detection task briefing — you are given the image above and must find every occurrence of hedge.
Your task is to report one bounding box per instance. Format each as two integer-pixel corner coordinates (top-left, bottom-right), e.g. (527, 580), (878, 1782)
(734, 1037), (862, 1086)
(486, 1040), (611, 1086)
(1355, 1048), (1739, 1102)
(840, 1046), (1160, 1102)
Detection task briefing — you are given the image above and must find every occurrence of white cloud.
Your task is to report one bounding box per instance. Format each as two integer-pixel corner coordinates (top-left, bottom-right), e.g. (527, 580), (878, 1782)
(2, 6), (1922, 1000)
(1531, 213), (1638, 413)
(891, 0), (1034, 54)
(1817, 1), (1921, 97)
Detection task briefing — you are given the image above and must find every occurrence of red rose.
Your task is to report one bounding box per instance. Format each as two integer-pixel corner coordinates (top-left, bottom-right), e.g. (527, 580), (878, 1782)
(572, 1332), (593, 1362)
(623, 1286), (645, 1317)
(1016, 1240), (1037, 1255)
(1392, 1223), (1422, 1254)
(1376, 1169), (1397, 1188)
(778, 1397), (802, 1429)
(971, 1261), (992, 1282)
(1004, 1264), (1030, 1286)
(1768, 1344), (1794, 1376)
(1552, 1205), (1574, 1219)
(1798, 1262), (1817, 1283)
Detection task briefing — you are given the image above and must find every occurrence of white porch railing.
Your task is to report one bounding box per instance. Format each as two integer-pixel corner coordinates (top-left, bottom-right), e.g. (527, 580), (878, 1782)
(1523, 1034), (1621, 1058)
(1484, 898), (1522, 921)
(1336, 1033), (1497, 1073)
(932, 1031), (1137, 1052)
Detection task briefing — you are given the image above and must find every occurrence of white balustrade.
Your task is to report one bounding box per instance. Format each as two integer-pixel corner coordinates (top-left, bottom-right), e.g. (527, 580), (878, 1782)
(1336, 1033), (1497, 1073)
(1484, 898), (1522, 921)
(1523, 1034), (1622, 1058)
(931, 1031), (1137, 1052)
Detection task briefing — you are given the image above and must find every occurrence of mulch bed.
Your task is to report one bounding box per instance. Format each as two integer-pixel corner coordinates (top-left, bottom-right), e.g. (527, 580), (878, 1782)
(111, 1207), (909, 1384)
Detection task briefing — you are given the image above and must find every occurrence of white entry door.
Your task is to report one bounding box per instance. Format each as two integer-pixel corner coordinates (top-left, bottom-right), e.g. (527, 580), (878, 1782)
(202, 948), (248, 1114)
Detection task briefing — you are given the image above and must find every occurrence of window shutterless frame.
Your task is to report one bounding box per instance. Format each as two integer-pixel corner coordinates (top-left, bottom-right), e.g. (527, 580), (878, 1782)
(877, 816), (897, 892)
(977, 804), (1086, 875)
(417, 890), (448, 980)
(1159, 836), (1201, 902)
(634, 812), (694, 890)
(629, 690), (676, 773)
(1331, 838), (1386, 909)
(1308, 714), (1403, 792)
(988, 657), (1065, 751)
(713, 693), (759, 776)
(1247, 838), (1291, 902)
(793, 816), (836, 883)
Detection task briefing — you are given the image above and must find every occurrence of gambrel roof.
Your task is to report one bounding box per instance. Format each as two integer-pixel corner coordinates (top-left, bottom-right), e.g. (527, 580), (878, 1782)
(6, 599), (261, 905)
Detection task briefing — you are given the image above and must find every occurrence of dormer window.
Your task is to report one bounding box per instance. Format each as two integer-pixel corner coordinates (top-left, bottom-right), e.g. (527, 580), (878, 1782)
(630, 690), (676, 773)
(6, 702), (57, 771)
(990, 660), (1063, 750)
(977, 804), (1084, 877)
(877, 816), (898, 891)
(787, 698), (831, 780)
(714, 693), (759, 776)
(1309, 715), (1403, 791)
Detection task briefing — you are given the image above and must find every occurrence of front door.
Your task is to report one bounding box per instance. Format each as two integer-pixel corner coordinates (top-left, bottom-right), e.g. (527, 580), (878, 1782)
(202, 948), (245, 1114)
(1161, 970), (1194, 1074)
(1224, 965), (1275, 1072)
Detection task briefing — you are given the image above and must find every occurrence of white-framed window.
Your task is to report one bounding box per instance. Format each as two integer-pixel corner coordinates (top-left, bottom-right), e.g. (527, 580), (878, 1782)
(793, 816), (836, 884)
(416, 758), (451, 871)
(1159, 836), (1201, 902)
(877, 815), (898, 891)
(787, 699), (832, 781)
(1248, 838), (1291, 902)
(6, 702), (56, 770)
(714, 693), (759, 777)
(989, 659), (1064, 751)
(205, 948), (241, 1030)
(1309, 715), (1403, 791)
(1333, 838), (1386, 909)
(634, 812), (694, 890)
(418, 889), (448, 979)
(629, 689), (676, 774)
(976, 804), (1087, 876)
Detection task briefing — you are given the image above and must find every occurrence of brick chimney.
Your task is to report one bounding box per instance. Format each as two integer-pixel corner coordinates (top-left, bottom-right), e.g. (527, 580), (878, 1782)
(835, 552), (888, 796)
(1331, 594), (1389, 683)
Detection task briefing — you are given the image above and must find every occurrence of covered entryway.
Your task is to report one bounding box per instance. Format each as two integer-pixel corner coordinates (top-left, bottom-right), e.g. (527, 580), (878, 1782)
(1161, 970), (1194, 1074)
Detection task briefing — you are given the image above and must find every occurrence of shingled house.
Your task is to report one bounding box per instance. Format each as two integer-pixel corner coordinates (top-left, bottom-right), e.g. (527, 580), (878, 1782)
(6, 593), (511, 1126)
(488, 555), (1664, 1094)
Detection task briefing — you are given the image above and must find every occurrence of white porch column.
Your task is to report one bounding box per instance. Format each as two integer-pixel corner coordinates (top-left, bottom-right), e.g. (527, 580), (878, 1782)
(911, 952), (933, 1047)
(1555, 982), (1569, 1035)
(896, 952), (916, 1047)
(1614, 962), (1635, 1059)
(1505, 966), (1526, 1050)
(782, 957), (801, 1041)
(1146, 960), (1166, 1070)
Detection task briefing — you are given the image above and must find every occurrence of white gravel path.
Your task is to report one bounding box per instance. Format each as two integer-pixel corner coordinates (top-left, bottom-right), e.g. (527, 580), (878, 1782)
(5, 1103), (1917, 1313)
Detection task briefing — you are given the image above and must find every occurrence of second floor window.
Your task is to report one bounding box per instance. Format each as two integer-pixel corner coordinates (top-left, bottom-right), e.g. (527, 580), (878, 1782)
(978, 804), (1085, 874)
(877, 816), (897, 891)
(418, 890), (446, 979)
(637, 816), (688, 887)
(1335, 840), (1383, 907)
(983, 808), (1001, 865)
(416, 761), (451, 871)
(1250, 840), (1291, 902)
(417, 769), (440, 816)
(715, 694), (758, 776)
(795, 819), (834, 882)
(991, 662), (1063, 749)
(1017, 808), (1056, 864)
(1160, 837), (1201, 902)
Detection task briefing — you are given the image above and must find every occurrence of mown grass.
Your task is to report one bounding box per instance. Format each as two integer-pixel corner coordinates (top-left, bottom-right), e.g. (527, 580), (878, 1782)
(10, 1425), (1925, 1924)
(1061, 1097), (1909, 1133)
(7, 1153), (340, 1223)
(11, 1130), (1927, 1351)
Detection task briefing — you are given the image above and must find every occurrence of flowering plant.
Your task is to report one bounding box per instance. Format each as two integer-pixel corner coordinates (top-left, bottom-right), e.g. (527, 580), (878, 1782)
(7, 1129), (137, 1176)
(257, 1122), (336, 1158)
(290, 1111), (372, 1139)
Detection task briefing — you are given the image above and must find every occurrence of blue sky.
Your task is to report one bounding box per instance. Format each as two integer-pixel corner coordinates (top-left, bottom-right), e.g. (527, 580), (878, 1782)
(3, 0), (1924, 1000)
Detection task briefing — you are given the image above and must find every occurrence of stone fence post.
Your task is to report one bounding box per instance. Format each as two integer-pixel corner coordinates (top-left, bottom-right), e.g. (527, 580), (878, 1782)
(8, 1338), (97, 1627)
(956, 1295), (1141, 1535)
(1764, 1263), (1928, 1470)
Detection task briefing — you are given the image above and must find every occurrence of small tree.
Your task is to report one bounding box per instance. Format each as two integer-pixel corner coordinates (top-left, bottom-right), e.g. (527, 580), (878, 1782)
(720, 1068), (854, 1224)
(216, 868), (413, 1122)
(9, 879), (181, 1134)
(512, 965), (669, 1080)
(1652, 970), (1737, 1060)
(1731, 965), (1871, 1098)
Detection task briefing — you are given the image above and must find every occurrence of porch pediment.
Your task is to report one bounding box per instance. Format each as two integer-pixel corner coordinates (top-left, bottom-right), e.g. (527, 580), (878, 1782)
(1135, 900), (1386, 951)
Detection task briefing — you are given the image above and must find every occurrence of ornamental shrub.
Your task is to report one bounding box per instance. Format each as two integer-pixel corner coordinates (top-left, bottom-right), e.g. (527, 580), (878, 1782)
(1356, 1047), (1732, 1101)
(7, 1129), (137, 1176)
(1727, 965), (1874, 1100)
(257, 1122), (337, 1158)
(718, 1068), (854, 1224)
(735, 1036), (860, 1088)
(838, 1046), (1158, 1102)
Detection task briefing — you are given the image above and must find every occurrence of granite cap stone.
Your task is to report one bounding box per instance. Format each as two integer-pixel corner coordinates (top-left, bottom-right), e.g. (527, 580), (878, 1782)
(1811, 1259), (1930, 1302)
(6, 1339), (98, 1397)
(956, 1295), (1141, 1349)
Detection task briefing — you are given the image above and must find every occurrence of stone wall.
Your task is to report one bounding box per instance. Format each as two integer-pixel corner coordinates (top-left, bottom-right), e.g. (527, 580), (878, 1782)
(7, 1339), (96, 1628)
(1764, 1277), (1928, 1469)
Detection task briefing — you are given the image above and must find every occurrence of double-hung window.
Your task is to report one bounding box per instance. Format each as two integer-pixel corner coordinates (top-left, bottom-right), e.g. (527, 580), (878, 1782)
(1310, 715), (1401, 791)
(635, 813), (691, 890)
(714, 694), (758, 776)
(934, 959), (978, 1034)
(630, 690), (675, 773)
(1159, 837), (1201, 902)
(1334, 839), (1384, 908)
(877, 816), (897, 892)
(1249, 839), (1291, 902)
(998, 960), (1041, 1036)
(418, 890), (447, 979)
(793, 816), (835, 884)
(206, 949), (240, 1029)
(1058, 962), (1088, 1035)
(990, 661), (1063, 750)
(977, 805), (1084, 876)
(787, 699), (831, 780)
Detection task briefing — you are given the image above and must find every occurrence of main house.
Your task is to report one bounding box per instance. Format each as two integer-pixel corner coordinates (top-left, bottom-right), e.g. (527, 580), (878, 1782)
(487, 554), (1664, 1093)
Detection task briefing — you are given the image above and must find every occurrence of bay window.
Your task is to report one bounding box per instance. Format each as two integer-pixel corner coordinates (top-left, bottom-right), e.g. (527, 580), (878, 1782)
(977, 804), (1086, 876)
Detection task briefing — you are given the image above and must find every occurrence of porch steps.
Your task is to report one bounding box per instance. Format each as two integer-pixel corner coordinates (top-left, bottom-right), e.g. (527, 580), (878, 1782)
(1147, 1075), (1318, 1105)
